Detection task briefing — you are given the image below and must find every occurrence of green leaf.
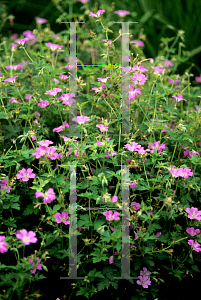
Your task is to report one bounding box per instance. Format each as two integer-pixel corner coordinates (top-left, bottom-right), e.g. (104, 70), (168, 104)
(97, 278), (110, 291)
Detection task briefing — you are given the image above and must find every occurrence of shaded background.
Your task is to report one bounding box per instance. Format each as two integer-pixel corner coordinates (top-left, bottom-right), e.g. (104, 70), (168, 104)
(1, 0), (201, 83)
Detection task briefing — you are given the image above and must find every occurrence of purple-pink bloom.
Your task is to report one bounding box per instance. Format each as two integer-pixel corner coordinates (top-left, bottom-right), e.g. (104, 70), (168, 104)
(103, 211), (120, 221)
(186, 207), (201, 220)
(28, 258), (43, 274)
(114, 10), (130, 17)
(130, 40), (144, 47)
(109, 256), (113, 264)
(89, 10), (105, 18)
(0, 178), (11, 193)
(130, 182), (137, 188)
(172, 94), (187, 102)
(131, 202), (140, 211)
(35, 17), (48, 24)
(15, 229), (38, 245)
(188, 240), (201, 252)
(46, 42), (63, 51)
(45, 88), (62, 96)
(4, 75), (18, 83)
(140, 267), (151, 277)
(72, 116), (90, 124)
(195, 74), (201, 83)
(35, 188), (56, 204)
(16, 168), (36, 182)
(136, 275), (151, 288)
(15, 38), (29, 46)
(0, 236), (9, 253)
(38, 100), (49, 108)
(97, 77), (110, 83)
(96, 124), (108, 132)
(186, 227), (200, 236)
(54, 212), (70, 225)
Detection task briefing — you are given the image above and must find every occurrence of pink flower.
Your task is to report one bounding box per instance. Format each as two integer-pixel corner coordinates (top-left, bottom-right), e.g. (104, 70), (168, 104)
(195, 74), (201, 83)
(111, 196), (118, 203)
(0, 236), (9, 253)
(163, 60), (173, 68)
(130, 182), (137, 188)
(25, 94), (32, 101)
(0, 178), (11, 193)
(35, 17), (48, 24)
(89, 10), (105, 17)
(23, 30), (37, 45)
(137, 275), (151, 288)
(4, 75), (18, 83)
(35, 188), (56, 204)
(16, 168), (36, 182)
(59, 74), (69, 80)
(12, 43), (17, 50)
(5, 64), (23, 70)
(53, 121), (69, 133)
(114, 10), (130, 17)
(151, 66), (164, 73)
(172, 94), (187, 102)
(103, 211), (120, 221)
(186, 227), (200, 236)
(97, 77), (110, 83)
(38, 100), (49, 108)
(78, 0), (90, 2)
(44, 146), (59, 160)
(54, 212), (70, 225)
(96, 124), (108, 132)
(148, 141), (166, 153)
(130, 40), (144, 47)
(46, 43), (63, 51)
(109, 256), (113, 264)
(15, 229), (38, 245)
(15, 38), (29, 46)
(131, 202), (140, 211)
(28, 258), (42, 274)
(105, 150), (117, 158)
(188, 240), (201, 252)
(140, 267), (151, 277)
(129, 88), (142, 100)
(72, 116), (90, 124)
(186, 207), (201, 220)
(58, 93), (76, 106)
(189, 150), (200, 158)
(45, 88), (62, 96)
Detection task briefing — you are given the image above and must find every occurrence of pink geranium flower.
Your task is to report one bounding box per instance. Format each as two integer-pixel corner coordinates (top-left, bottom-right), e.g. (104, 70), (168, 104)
(46, 43), (63, 51)
(38, 100), (49, 108)
(54, 212), (70, 225)
(35, 188), (56, 204)
(0, 236), (9, 253)
(4, 75), (18, 83)
(114, 10), (130, 17)
(72, 116), (90, 124)
(28, 258), (43, 274)
(172, 94), (187, 102)
(89, 10), (105, 18)
(15, 38), (29, 46)
(16, 168), (35, 182)
(15, 229), (38, 245)
(195, 74), (201, 83)
(103, 211), (120, 221)
(188, 240), (201, 252)
(186, 227), (200, 236)
(109, 256), (113, 264)
(96, 124), (108, 132)
(97, 77), (110, 83)
(186, 207), (201, 220)
(35, 17), (48, 24)
(0, 178), (11, 193)
(45, 88), (62, 96)
(137, 275), (151, 288)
